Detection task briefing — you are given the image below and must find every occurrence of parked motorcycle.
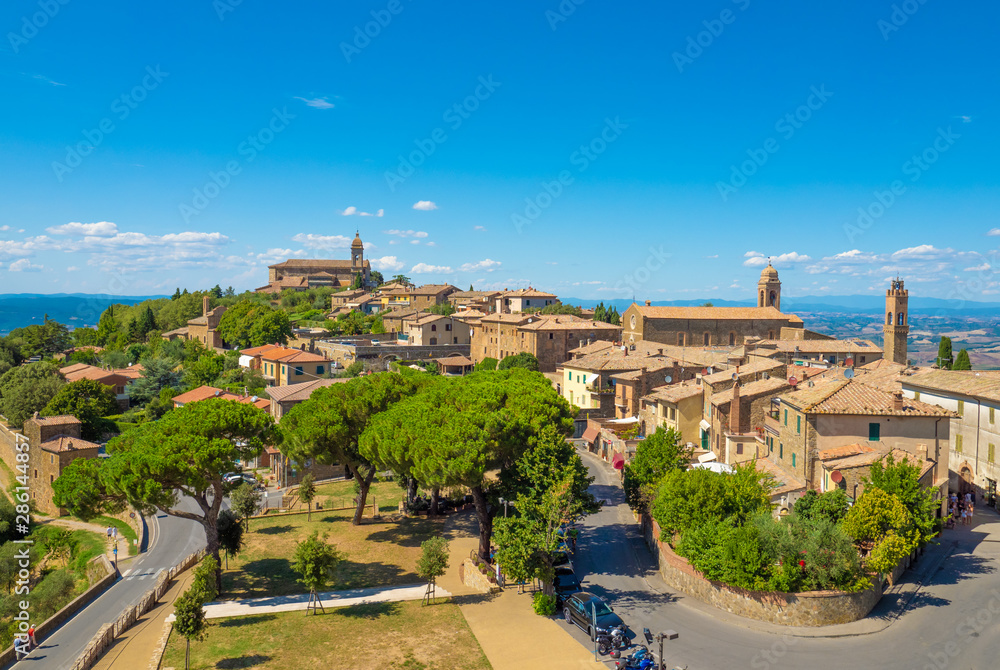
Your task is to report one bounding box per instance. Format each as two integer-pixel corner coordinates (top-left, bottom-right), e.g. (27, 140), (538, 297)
(596, 624), (629, 655)
(613, 645), (656, 670)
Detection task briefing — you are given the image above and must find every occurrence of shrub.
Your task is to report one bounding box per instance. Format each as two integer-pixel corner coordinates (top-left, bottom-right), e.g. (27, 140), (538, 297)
(532, 592), (557, 616)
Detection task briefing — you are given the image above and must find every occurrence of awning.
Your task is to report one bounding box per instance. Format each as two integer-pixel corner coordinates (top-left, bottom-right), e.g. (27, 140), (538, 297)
(612, 453), (625, 470)
(581, 426), (600, 443)
(699, 419), (711, 432)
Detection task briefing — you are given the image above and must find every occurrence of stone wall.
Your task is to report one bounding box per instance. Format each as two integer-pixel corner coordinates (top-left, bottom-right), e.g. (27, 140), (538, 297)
(641, 515), (884, 627)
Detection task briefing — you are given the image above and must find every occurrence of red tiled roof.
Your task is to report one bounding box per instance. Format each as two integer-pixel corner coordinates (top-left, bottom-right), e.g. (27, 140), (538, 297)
(40, 436), (101, 453)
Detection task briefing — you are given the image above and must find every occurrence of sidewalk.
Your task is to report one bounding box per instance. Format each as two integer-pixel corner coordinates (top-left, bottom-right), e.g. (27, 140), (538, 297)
(440, 511), (605, 670)
(89, 569), (194, 670)
(180, 583), (453, 620)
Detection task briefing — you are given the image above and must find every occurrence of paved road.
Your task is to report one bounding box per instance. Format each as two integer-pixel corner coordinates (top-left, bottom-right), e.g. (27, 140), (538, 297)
(15, 501), (203, 670)
(559, 451), (1000, 670)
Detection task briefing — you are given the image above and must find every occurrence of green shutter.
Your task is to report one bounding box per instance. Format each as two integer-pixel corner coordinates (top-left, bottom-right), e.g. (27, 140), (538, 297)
(779, 443), (783, 459)
(796, 415), (801, 434)
(989, 444), (995, 463)
(956, 434), (963, 453)
(868, 423), (880, 441)
(792, 453), (796, 467)
(991, 407), (995, 424)
(784, 410), (788, 426)
(958, 400), (965, 417)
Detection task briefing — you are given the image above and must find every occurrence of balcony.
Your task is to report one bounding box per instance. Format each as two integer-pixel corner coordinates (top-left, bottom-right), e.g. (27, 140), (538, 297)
(586, 383), (616, 395)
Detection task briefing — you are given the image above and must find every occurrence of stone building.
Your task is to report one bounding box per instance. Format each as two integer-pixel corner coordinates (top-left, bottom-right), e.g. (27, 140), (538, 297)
(752, 339), (883, 367)
(257, 232), (371, 293)
(448, 290), (500, 312)
(472, 313), (622, 372)
(403, 314), (471, 346)
(23, 415), (101, 516)
(59, 363), (133, 410)
(493, 287), (558, 314)
(638, 382), (704, 445)
(883, 278), (910, 365)
(901, 370), (1000, 503)
(709, 377), (792, 461)
(185, 296), (227, 349)
(766, 378), (953, 502)
(621, 265), (805, 346)
(377, 284), (458, 311)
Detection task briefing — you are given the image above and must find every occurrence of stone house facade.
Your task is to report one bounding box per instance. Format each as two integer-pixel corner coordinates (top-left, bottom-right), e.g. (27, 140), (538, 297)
(471, 314), (621, 371)
(23, 415), (101, 516)
(638, 382), (704, 446)
(403, 314), (471, 346)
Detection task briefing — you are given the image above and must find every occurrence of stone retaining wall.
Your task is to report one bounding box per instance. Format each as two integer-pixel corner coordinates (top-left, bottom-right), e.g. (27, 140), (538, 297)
(641, 515), (886, 627)
(462, 559), (500, 594)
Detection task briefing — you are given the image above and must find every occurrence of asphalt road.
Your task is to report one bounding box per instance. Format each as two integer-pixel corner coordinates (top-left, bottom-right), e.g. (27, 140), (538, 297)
(15, 500), (204, 670)
(560, 450), (1000, 670)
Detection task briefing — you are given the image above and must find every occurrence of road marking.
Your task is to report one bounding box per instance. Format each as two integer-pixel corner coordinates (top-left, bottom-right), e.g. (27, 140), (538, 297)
(120, 569), (131, 578)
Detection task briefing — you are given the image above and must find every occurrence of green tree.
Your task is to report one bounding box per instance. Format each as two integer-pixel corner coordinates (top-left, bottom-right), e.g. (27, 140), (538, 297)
(292, 531), (343, 614)
(216, 300), (293, 349)
(52, 399), (277, 591)
(173, 589), (206, 670)
(230, 482), (263, 531)
(6, 319), (72, 358)
(953, 349), (972, 370)
(210, 285), (223, 299)
(497, 352), (539, 372)
(41, 378), (118, 440)
(183, 353), (226, 390)
(128, 357), (182, 405)
(390, 274), (411, 286)
(0, 361), (64, 428)
(475, 358), (498, 371)
(427, 302), (457, 316)
(361, 369), (576, 561)
(370, 270), (384, 286)
(865, 453), (937, 545)
(139, 305), (158, 338)
(217, 508), (244, 570)
(370, 315), (385, 334)
(100, 349), (129, 370)
(282, 373), (417, 525)
(172, 288), (182, 300)
(593, 302), (606, 323)
(350, 272), (364, 290)
(416, 536), (450, 603)
(937, 336), (953, 369)
(298, 473), (317, 521)
(96, 306), (120, 345)
(622, 427), (692, 512)
(841, 487), (911, 547)
(190, 555), (220, 603)
(793, 489), (849, 524)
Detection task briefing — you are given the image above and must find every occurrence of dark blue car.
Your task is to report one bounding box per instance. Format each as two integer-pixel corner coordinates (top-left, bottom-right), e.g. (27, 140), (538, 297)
(563, 591), (625, 640)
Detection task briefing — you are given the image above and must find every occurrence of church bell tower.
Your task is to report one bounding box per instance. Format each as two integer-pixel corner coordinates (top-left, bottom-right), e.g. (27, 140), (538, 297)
(883, 278), (909, 365)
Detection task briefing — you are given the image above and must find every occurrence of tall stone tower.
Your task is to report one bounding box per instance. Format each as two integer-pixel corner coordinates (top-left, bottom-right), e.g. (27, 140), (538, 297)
(884, 278), (909, 365)
(757, 262), (781, 310)
(351, 231), (364, 269)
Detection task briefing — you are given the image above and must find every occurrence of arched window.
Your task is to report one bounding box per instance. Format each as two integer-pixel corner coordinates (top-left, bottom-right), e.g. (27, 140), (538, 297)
(898, 312), (905, 325)
(678, 333), (685, 346)
(769, 291), (777, 306)
(729, 332), (736, 346)
(887, 312), (892, 325)
(703, 332), (710, 346)
(759, 290), (764, 305)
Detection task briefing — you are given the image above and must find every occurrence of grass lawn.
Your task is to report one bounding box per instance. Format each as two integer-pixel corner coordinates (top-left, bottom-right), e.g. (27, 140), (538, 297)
(163, 600), (492, 670)
(311, 478), (406, 515)
(223, 481), (442, 599)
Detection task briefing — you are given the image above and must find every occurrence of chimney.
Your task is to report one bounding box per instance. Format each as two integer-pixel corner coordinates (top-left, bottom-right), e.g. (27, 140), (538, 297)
(203, 296), (210, 317)
(892, 390), (904, 412)
(658, 348), (664, 356)
(645, 300), (651, 306)
(729, 382), (742, 434)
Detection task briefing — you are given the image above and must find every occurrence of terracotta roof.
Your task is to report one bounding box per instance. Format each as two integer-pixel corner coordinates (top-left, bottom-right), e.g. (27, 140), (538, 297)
(818, 443), (877, 461)
(259, 347), (328, 364)
(162, 327), (189, 337)
(112, 364), (144, 380)
(711, 378), (791, 406)
(757, 339), (883, 354)
(40, 435), (101, 454)
(518, 315), (621, 332)
(267, 378), (347, 403)
(172, 386), (270, 410)
(852, 360), (912, 392)
(241, 343), (285, 357)
(644, 382), (704, 404)
(449, 290), (501, 299)
(754, 457), (806, 496)
(820, 446), (934, 479)
(60, 364), (125, 384)
(701, 359), (784, 385)
(633, 304), (790, 321)
(434, 355), (475, 367)
(780, 379), (956, 417)
(31, 415), (81, 427)
(611, 361), (673, 381)
(565, 350), (671, 373)
(409, 284), (459, 296)
(902, 370), (1000, 404)
(410, 313), (453, 326)
(269, 259), (370, 269)
(568, 340), (618, 357)
(503, 287), (557, 298)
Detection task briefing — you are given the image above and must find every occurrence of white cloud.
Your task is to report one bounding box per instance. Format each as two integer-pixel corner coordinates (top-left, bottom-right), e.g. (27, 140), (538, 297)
(66, 266), (80, 272)
(411, 263), (453, 274)
(410, 239), (420, 245)
(891, 244), (955, 260)
(988, 228), (1000, 237)
(459, 259), (502, 273)
(743, 251), (811, 267)
(291, 233), (352, 251)
(965, 263), (991, 272)
(46, 221), (118, 237)
(473, 225), (487, 232)
(0, 225), (10, 232)
(572, 280), (602, 286)
(294, 96), (334, 109)
(255, 248), (302, 265)
(341, 206), (383, 217)
(705, 254), (719, 259)
(426, 241), (437, 247)
(370, 256), (405, 271)
(384, 229), (429, 239)
(0, 240), (35, 260)
(412, 201), (438, 211)
(9, 259), (42, 272)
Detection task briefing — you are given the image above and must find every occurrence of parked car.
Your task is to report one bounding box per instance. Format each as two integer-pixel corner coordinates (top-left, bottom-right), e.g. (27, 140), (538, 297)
(563, 592), (625, 640)
(553, 567), (581, 607)
(225, 472), (264, 490)
(553, 549), (573, 573)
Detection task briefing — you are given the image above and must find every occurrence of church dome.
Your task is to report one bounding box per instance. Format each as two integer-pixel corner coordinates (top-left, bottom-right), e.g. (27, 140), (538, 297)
(351, 232), (364, 248)
(759, 263), (779, 281)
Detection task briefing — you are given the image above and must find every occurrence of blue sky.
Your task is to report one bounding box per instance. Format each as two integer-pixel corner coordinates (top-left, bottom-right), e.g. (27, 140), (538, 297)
(1, 0), (998, 301)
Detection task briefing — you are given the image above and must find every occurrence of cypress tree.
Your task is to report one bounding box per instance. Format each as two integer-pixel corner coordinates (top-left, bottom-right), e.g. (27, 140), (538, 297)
(937, 336), (953, 369)
(953, 349), (972, 370)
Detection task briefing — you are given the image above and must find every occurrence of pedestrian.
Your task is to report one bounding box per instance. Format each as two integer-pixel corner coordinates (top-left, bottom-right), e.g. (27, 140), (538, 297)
(111, 526), (117, 539)
(106, 526), (112, 539)
(961, 507), (968, 526)
(13, 636), (28, 660)
(27, 624), (37, 649)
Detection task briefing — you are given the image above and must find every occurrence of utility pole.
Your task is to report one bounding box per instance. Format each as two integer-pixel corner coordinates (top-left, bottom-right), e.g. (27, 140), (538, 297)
(656, 629), (678, 670)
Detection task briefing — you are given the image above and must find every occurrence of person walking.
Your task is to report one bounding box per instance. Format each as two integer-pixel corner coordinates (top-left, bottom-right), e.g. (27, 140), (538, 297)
(14, 636), (28, 660)
(27, 624), (37, 650)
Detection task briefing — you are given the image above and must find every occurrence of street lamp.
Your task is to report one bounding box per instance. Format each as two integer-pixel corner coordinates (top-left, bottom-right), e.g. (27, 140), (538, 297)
(656, 629), (678, 670)
(498, 497), (509, 517)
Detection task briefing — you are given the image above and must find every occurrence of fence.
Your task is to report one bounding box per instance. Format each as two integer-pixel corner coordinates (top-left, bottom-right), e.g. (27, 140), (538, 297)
(68, 549), (205, 670)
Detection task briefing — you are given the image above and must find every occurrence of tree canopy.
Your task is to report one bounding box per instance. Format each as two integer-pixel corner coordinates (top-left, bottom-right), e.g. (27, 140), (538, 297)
(623, 427), (692, 512)
(216, 300), (293, 349)
(41, 378), (119, 440)
(953, 349), (972, 370)
(0, 361), (64, 428)
(937, 336), (953, 369)
(497, 352), (539, 372)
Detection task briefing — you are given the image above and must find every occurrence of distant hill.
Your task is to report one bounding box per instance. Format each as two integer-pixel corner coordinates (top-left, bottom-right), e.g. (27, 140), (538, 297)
(0, 293), (168, 335)
(563, 295), (1000, 316)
